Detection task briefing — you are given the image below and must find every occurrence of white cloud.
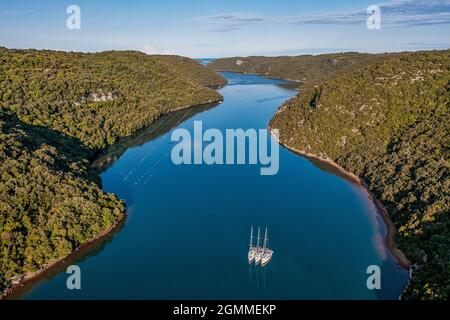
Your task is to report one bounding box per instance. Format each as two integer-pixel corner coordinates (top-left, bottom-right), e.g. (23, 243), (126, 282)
(194, 0), (450, 32)
(142, 44), (175, 55)
(193, 12), (271, 32)
(1, 9), (34, 15)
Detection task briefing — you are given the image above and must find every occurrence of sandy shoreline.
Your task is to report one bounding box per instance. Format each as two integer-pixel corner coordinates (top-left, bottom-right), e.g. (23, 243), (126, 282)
(269, 127), (410, 270)
(1, 215), (126, 299)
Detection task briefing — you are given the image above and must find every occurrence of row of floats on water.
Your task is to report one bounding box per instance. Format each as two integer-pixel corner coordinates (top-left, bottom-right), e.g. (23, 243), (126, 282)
(248, 226), (273, 266)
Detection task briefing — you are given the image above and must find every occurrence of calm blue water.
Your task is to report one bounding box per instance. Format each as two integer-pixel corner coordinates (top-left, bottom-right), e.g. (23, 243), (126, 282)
(22, 72), (408, 299)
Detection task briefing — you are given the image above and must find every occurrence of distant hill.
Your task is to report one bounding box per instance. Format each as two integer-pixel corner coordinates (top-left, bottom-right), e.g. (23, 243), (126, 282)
(269, 50), (450, 299)
(155, 55), (227, 88)
(208, 53), (383, 85)
(0, 48), (225, 296)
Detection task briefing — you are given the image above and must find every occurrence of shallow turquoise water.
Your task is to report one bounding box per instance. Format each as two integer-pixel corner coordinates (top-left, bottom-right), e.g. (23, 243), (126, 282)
(23, 72), (409, 299)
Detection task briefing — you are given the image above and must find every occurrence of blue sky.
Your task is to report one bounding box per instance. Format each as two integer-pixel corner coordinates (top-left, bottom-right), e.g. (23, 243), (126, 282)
(0, 0), (449, 57)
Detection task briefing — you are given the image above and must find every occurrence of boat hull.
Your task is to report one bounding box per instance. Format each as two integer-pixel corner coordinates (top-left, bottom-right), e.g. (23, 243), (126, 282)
(254, 251), (264, 264)
(248, 248), (257, 263)
(260, 249), (273, 266)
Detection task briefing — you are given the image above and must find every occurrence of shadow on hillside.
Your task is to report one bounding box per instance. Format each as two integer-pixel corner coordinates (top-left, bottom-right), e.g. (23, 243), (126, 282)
(1, 110), (93, 157)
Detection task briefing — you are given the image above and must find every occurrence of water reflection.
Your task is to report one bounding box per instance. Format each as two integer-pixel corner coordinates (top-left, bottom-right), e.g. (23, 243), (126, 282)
(249, 263), (268, 290)
(92, 101), (221, 172)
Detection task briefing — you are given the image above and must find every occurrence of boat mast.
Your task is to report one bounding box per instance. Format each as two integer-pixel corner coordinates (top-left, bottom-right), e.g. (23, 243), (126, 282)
(256, 227), (261, 249)
(263, 227), (268, 250)
(249, 225), (254, 249)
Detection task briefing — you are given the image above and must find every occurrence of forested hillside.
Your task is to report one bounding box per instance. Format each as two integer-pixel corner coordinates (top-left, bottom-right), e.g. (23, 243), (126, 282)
(209, 53), (382, 85)
(0, 110), (125, 292)
(155, 55), (227, 88)
(0, 48), (224, 295)
(0, 48), (225, 150)
(269, 50), (450, 299)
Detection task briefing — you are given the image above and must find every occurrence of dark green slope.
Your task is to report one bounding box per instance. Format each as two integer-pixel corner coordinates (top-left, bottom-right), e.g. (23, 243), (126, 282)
(209, 52), (382, 85)
(269, 50), (450, 299)
(154, 55), (227, 87)
(0, 110), (125, 292)
(0, 48), (224, 150)
(0, 48), (224, 295)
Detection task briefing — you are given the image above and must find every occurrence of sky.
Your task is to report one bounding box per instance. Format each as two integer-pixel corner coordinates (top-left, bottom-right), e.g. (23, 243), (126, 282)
(0, 0), (449, 57)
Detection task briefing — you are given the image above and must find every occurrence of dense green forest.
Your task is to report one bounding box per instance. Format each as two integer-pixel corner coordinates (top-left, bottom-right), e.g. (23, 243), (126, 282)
(0, 47), (225, 295)
(268, 50), (450, 299)
(155, 55), (227, 88)
(208, 53), (384, 85)
(0, 48), (225, 150)
(0, 110), (125, 292)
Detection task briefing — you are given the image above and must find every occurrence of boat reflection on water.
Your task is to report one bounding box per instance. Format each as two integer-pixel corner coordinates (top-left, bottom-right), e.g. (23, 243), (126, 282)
(249, 261), (268, 289)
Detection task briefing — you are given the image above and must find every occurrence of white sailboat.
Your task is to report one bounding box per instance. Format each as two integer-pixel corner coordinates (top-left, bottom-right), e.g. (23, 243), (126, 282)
(260, 227), (273, 266)
(254, 227), (264, 264)
(248, 225), (257, 263)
